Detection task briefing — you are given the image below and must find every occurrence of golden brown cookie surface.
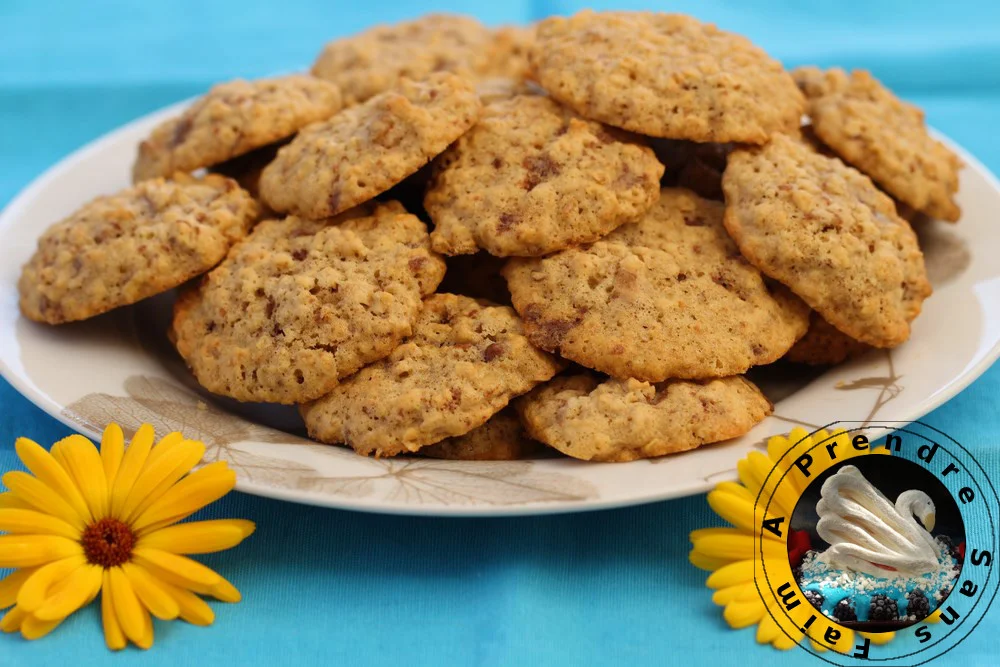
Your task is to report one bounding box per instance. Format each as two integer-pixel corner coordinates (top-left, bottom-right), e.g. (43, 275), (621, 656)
(518, 374), (771, 462)
(530, 11), (803, 143)
(311, 14), (492, 105)
(19, 174), (257, 325)
(300, 294), (563, 457)
(172, 201), (444, 404)
(722, 134), (932, 348)
(260, 73), (481, 220)
(503, 188), (810, 381)
(133, 76), (342, 182)
(426, 95), (663, 257)
(794, 67), (962, 222)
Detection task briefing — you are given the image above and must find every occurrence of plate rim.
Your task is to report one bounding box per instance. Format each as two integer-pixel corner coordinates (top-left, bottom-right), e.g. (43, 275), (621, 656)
(2, 102), (999, 517)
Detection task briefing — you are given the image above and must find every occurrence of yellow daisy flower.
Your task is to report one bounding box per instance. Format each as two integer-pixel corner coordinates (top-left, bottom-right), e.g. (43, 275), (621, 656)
(0, 423), (254, 650)
(689, 426), (939, 652)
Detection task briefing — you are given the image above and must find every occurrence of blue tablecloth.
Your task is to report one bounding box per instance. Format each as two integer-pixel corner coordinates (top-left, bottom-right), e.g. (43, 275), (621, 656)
(2, 2), (1000, 665)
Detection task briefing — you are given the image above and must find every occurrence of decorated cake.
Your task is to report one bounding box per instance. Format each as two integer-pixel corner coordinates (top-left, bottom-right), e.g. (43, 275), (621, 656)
(794, 465), (963, 628)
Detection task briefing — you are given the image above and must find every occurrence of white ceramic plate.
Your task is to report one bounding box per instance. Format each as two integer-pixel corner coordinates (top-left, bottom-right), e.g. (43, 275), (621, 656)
(2, 101), (999, 516)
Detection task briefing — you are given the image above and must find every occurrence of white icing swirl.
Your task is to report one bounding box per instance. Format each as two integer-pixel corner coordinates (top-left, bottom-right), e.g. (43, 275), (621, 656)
(815, 465), (939, 577)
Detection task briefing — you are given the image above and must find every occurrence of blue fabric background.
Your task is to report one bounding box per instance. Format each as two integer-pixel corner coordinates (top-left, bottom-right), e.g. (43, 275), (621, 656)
(2, 1), (1000, 665)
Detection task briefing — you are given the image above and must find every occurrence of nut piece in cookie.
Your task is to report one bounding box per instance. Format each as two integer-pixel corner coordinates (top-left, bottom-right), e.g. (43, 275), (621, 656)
(421, 407), (545, 460)
(530, 11), (804, 143)
(793, 67), (962, 222)
(722, 134), (932, 348)
(300, 293), (563, 457)
(784, 311), (871, 366)
(19, 174), (258, 325)
(172, 201), (445, 404)
(517, 373), (771, 462)
(502, 188), (810, 381)
(260, 73), (481, 220)
(133, 75), (342, 182)
(426, 95), (664, 257)
(311, 14), (493, 105)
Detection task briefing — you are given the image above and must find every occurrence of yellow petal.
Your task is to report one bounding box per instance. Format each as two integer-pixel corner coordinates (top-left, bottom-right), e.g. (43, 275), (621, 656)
(58, 435), (110, 520)
(860, 630), (896, 644)
(108, 566), (147, 648)
(17, 555), (87, 612)
(711, 584), (750, 606)
(746, 451), (798, 517)
(14, 438), (93, 525)
(688, 549), (734, 572)
(14, 438), (92, 524)
(712, 481), (756, 504)
(756, 611), (781, 644)
(132, 548), (221, 589)
(123, 563), (179, 620)
(33, 564), (102, 621)
(0, 605), (26, 633)
(122, 440), (206, 523)
(0, 508), (80, 540)
(689, 527), (746, 542)
(1, 472), (86, 531)
(133, 462), (235, 532)
(145, 432), (185, 466)
(706, 560), (755, 590)
(139, 519), (255, 554)
(0, 568), (37, 610)
(159, 580), (214, 626)
(138, 602), (154, 650)
(723, 597), (766, 629)
(100, 424), (126, 488)
(0, 493), (31, 510)
(772, 633), (799, 651)
(763, 597), (805, 649)
(210, 576), (241, 603)
(101, 575), (126, 651)
(707, 489), (781, 540)
(109, 424), (156, 519)
(0, 535), (82, 569)
(769, 427), (814, 494)
(691, 532), (787, 561)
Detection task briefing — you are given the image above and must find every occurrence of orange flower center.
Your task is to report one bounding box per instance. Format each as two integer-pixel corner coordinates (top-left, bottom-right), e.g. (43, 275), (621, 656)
(81, 518), (135, 568)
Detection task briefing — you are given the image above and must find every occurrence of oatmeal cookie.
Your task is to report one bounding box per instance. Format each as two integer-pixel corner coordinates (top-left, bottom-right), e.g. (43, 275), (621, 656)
(426, 94), (663, 257)
(19, 174), (257, 324)
(517, 373), (771, 462)
(722, 133), (932, 348)
(793, 67), (962, 222)
(311, 14), (492, 104)
(502, 188), (810, 381)
(260, 73), (481, 220)
(300, 293), (563, 456)
(530, 11), (803, 142)
(133, 75), (342, 182)
(172, 201), (444, 404)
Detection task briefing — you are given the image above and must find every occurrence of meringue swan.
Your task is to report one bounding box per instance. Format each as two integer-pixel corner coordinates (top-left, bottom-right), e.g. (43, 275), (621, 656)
(815, 465), (939, 577)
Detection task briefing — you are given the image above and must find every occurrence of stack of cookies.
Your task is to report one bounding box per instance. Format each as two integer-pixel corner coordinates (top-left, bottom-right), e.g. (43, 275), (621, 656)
(18, 11), (962, 463)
